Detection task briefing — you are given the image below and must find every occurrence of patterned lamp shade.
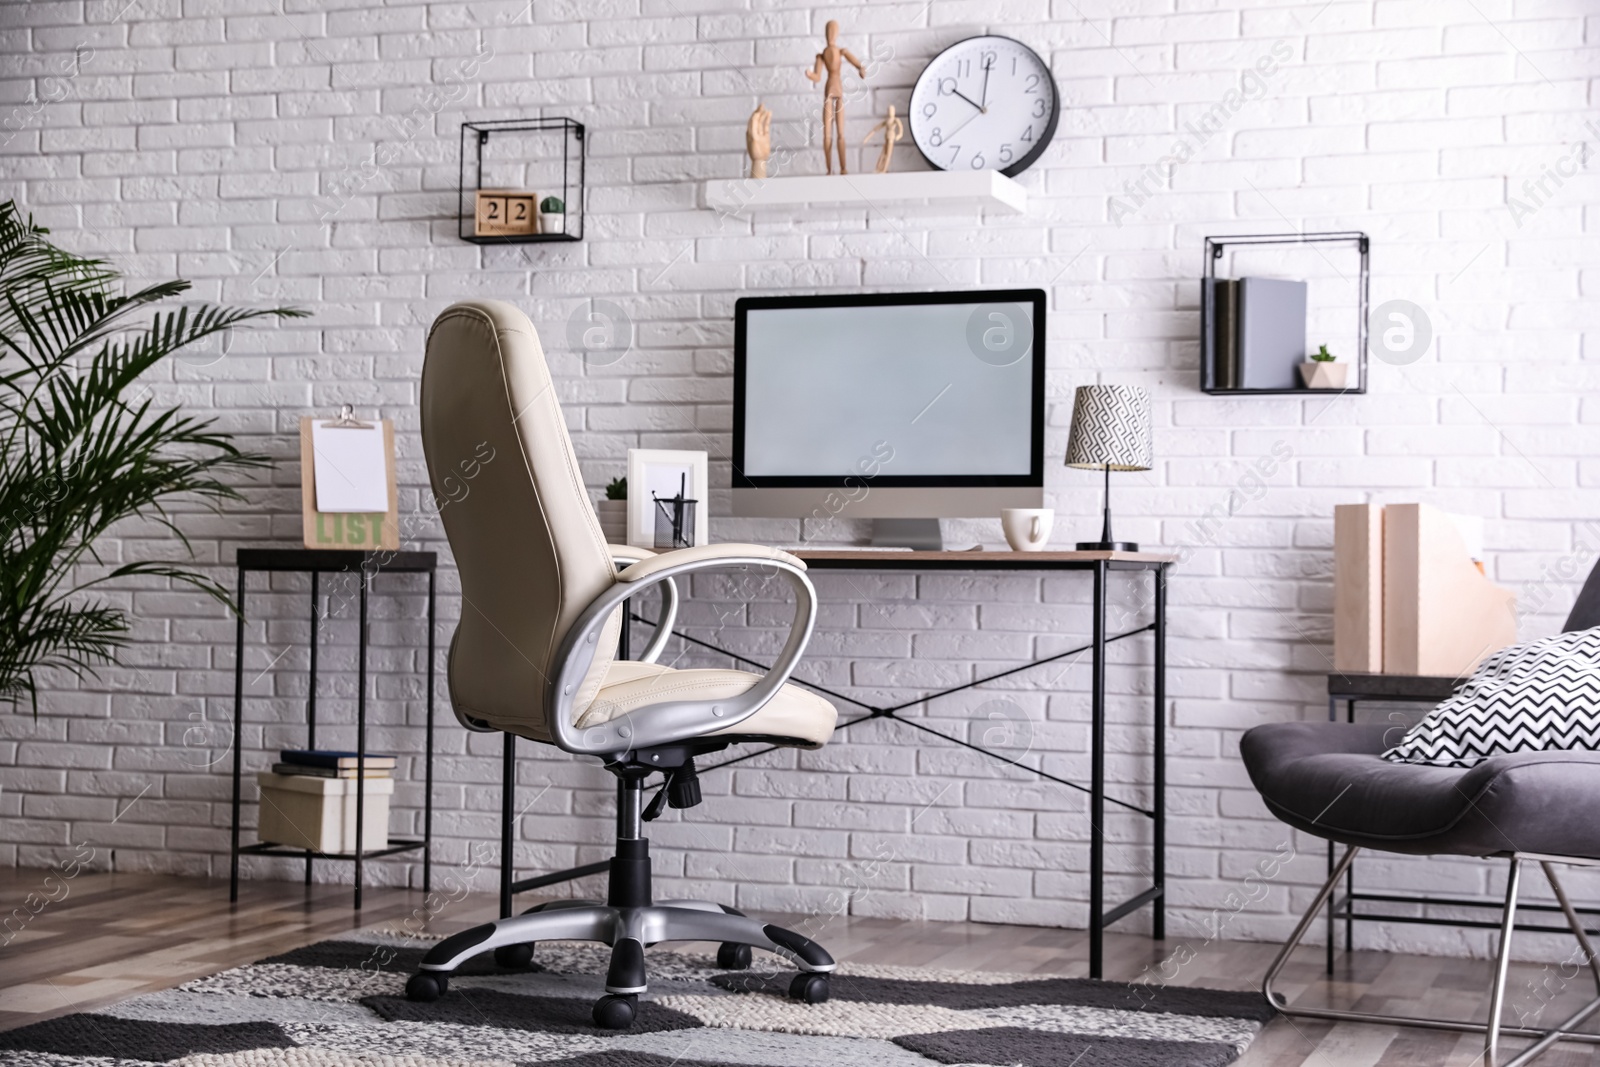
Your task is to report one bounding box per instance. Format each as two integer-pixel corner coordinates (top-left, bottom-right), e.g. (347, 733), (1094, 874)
(1065, 385), (1152, 472)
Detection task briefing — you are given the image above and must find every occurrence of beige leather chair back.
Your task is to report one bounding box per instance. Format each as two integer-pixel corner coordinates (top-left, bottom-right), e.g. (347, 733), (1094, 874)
(421, 301), (619, 743)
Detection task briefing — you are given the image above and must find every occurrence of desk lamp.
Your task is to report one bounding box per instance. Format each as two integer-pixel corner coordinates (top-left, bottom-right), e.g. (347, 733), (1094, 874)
(1065, 384), (1152, 552)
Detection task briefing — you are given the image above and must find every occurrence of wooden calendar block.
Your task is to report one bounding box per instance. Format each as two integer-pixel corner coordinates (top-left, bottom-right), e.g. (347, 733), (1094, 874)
(474, 190), (539, 237)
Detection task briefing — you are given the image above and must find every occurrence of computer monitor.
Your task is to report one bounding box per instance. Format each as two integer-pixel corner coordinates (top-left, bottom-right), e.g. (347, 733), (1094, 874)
(733, 289), (1045, 547)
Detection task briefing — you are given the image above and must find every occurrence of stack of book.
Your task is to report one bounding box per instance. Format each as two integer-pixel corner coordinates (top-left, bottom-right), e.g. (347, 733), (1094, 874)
(1203, 276), (1308, 391)
(273, 749), (396, 779)
(258, 750), (395, 853)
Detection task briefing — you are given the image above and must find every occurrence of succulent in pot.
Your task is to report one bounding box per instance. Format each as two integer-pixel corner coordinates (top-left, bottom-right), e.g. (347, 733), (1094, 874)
(1299, 343), (1348, 390)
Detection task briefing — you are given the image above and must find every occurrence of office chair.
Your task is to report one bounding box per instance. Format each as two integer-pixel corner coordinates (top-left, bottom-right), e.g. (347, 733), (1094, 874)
(406, 301), (838, 1029)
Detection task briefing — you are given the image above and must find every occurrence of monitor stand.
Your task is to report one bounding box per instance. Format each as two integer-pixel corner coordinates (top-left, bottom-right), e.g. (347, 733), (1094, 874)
(871, 518), (942, 551)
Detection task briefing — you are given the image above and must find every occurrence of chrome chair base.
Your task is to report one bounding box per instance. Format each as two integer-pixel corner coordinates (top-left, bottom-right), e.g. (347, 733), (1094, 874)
(1265, 846), (1600, 1067)
(406, 896), (835, 1028)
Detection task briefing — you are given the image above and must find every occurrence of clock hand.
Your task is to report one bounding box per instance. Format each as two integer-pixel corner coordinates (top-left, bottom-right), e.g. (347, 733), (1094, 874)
(980, 62), (991, 109)
(950, 88), (985, 112)
(944, 107), (984, 140)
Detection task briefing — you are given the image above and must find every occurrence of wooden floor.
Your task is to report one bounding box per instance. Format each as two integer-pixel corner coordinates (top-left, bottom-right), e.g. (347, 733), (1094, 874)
(2, 867), (1598, 1065)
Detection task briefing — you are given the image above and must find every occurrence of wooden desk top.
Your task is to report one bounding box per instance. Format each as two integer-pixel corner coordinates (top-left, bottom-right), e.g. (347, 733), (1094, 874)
(792, 548), (1176, 570)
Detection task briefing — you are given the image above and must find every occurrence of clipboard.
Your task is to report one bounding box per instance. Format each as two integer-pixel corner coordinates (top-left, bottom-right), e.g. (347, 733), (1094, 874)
(300, 406), (399, 551)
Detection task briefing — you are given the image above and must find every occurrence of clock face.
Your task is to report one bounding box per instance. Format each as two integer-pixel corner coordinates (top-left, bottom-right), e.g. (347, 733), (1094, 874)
(908, 35), (1059, 178)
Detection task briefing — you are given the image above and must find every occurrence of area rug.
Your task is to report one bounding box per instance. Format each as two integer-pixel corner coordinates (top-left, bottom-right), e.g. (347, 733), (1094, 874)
(0, 930), (1276, 1066)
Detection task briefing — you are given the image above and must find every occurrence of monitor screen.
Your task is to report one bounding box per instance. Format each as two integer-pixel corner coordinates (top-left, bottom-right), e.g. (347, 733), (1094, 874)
(733, 290), (1045, 491)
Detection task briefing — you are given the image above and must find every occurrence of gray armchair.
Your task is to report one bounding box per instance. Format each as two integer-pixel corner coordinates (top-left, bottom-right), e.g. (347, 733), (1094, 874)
(1244, 696), (1600, 1065)
(409, 301), (840, 1028)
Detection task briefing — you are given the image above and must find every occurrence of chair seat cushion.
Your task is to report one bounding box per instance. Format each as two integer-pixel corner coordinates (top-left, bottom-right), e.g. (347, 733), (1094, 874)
(1241, 720), (1600, 858)
(1384, 628), (1600, 767)
(576, 661), (837, 748)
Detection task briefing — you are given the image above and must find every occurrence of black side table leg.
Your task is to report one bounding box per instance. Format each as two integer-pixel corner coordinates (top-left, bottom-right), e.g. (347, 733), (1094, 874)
(229, 566), (247, 904)
(1326, 695), (1337, 974)
(354, 570), (368, 910)
(1152, 566), (1166, 941)
(1344, 697), (1355, 955)
(306, 570), (318, 888)
(1089, 561), (1107, 980)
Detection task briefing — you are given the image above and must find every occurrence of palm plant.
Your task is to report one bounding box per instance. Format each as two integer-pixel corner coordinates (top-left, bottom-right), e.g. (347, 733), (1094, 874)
(0, 201), (304, 712)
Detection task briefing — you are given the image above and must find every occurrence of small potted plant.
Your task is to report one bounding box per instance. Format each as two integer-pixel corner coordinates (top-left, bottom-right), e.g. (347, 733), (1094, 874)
(596, 477), (627, 543)
(539, 195), (565, 235)
(1300, 344), (1348, 390)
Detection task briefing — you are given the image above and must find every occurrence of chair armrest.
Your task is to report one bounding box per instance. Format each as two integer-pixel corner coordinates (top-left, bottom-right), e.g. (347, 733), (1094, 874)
(546, 546), (817, 756)
(606, 545), (676, 664)
(615, 542), (805, 583)
(607, 544), (655, 567)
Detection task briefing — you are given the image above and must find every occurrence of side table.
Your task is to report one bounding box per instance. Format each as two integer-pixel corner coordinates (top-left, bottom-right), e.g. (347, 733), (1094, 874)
(229, 548), (437, 909)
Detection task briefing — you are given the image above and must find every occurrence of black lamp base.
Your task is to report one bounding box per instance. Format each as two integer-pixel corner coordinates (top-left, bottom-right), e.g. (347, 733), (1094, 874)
(1076, 541), (1139, 552)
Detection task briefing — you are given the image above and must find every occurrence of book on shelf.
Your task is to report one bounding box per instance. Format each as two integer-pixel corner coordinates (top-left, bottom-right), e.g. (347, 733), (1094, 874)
(1236, 277), (1307, 390)
(1202, 277), (1240, 390)
(1213, 278), (1239, 390)
(279, 749), (397, 771)
(270, 762), (392, 779)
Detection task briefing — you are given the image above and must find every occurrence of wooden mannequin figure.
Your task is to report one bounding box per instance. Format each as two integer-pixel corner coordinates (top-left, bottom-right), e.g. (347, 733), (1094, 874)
(804, 19), (866, 175)
(862, 104), (903, 174)
(746, 102), (772, 179)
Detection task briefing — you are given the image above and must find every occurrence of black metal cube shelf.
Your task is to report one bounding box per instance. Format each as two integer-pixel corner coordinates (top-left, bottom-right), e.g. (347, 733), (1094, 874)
(458, 117), (585, 244)
(1201, 231), (1369, 396)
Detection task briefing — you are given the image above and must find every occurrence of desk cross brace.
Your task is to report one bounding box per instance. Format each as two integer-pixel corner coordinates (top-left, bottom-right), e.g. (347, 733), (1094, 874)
(666, 615), (1158, 819)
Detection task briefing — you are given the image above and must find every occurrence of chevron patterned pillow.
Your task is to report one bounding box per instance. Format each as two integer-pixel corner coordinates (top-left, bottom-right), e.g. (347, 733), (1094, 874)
(1383, 628), (1600, 767)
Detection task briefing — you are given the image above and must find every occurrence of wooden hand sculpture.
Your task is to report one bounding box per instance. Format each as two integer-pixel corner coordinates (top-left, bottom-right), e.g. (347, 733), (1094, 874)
(746, 102), (772, 179)
(804, 19), (866, 175)
(861, 104), (903, 174)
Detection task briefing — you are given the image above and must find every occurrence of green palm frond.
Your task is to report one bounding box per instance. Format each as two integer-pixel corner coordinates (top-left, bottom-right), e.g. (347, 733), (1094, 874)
(0, 199), (306, 714)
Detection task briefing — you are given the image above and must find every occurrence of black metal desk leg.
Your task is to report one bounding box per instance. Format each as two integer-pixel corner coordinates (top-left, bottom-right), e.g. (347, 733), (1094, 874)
(501, 732), (515, 918)
(229, 566), (247, 904)
(354, 571), (367, 910)
(1152, 566), (1166, 941)
(425, 569), (435, 895)
(619, 595), (630, 660)
(306, 570), (318, 888)
(1089, 561), (1107, 979)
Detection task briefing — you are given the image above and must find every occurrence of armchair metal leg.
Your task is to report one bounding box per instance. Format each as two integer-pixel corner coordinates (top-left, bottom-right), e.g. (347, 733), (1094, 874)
(1485, 858), (1524, 1066)
(1265, 848), (1600, 1067)
(1544, 861), (1600, 997)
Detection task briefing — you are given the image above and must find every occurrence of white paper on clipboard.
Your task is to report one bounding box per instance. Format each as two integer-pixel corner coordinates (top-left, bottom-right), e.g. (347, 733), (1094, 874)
(311, 421), (388, 513)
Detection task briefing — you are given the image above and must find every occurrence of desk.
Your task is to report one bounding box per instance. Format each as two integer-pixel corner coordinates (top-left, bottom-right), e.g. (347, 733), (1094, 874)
(500, 548), (1173, 979)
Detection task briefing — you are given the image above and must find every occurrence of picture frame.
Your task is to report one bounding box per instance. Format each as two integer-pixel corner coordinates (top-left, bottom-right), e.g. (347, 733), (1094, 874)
(626, 448), (709, 549)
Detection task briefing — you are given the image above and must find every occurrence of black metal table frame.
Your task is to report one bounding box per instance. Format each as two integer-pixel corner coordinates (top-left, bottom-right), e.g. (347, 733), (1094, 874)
(1325, 674), (1600, 973)
(499, 556), (1168, 979)
(229, 549), (437, 910)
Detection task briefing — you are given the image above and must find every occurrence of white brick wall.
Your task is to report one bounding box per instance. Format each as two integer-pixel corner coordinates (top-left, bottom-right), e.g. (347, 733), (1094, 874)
(2, 0), (1599, 960)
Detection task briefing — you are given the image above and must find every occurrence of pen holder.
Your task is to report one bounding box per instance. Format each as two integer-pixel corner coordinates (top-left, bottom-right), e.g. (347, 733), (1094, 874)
(653, 493), (697, 550)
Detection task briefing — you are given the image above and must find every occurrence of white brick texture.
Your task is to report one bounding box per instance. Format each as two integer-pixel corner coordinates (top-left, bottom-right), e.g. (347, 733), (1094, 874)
(2, 0), (1599, 959)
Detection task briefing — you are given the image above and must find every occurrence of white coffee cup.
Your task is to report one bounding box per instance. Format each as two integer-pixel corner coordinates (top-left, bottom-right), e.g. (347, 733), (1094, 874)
(1002, 508), (1055, 552)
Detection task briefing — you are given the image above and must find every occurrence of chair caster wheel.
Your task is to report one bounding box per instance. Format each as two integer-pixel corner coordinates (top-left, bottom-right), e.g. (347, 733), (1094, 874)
(406, 972), (448, 1002)
(592, 993), (638, 1029)
(494, 943), (535, 969)
(716, 942), (752, 970)
(789, 973), (829, 1004)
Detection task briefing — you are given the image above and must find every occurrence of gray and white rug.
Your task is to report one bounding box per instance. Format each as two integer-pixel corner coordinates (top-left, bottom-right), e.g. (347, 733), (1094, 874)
(0, 930), (1275, 1066)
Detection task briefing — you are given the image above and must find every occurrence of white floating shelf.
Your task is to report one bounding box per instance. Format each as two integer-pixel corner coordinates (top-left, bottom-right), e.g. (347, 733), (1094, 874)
(702, 170), (1027, 216)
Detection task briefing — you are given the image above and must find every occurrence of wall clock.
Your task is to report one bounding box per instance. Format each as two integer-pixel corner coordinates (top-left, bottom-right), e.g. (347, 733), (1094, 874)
(908, 35), (1059, 177)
